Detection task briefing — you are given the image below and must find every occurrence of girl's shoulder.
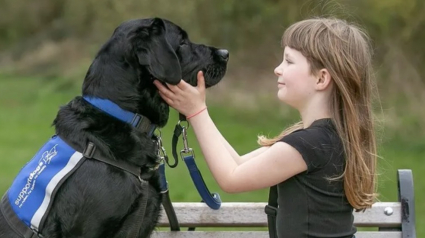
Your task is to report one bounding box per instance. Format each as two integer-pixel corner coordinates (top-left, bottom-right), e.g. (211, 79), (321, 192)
(278, 118), (343, 173)
(283, 118), (338, 144)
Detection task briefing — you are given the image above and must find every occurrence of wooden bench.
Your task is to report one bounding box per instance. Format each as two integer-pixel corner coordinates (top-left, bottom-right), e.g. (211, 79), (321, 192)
(152, 169), (416, 238)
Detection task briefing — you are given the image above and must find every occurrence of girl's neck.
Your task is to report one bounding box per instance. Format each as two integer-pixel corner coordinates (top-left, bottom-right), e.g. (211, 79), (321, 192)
(299, 99), (332, 128)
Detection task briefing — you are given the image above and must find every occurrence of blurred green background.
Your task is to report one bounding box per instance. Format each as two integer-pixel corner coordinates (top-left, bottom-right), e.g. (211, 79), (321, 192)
(0, 0), (423, 236)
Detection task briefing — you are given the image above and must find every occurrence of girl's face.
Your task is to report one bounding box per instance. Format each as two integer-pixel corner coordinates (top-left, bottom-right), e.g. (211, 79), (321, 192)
(274, 46), (317, 110)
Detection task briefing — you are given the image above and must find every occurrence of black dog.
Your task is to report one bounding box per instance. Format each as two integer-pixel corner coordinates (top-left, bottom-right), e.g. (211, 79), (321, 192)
(0, 17), (228, 238)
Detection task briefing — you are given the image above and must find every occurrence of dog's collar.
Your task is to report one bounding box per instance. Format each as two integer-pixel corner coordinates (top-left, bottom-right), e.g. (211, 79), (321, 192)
(83, 96), (157, 136)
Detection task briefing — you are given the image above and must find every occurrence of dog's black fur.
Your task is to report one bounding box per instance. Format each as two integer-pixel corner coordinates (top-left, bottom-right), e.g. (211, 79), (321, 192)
(0, 18), (228, 238)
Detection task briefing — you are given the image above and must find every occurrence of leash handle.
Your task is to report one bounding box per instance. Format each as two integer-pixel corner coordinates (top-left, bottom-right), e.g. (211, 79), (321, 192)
(182, 154), (221, 210)
(170, 120), (190, 167)
(170, 124), (183, 168)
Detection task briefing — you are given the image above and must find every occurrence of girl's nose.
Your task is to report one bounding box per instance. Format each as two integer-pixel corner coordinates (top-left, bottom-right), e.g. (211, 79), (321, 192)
(274, 63), (283, 76)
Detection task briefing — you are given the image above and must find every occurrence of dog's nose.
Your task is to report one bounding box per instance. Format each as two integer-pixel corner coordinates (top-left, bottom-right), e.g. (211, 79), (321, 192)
(217, 49), (229, 62)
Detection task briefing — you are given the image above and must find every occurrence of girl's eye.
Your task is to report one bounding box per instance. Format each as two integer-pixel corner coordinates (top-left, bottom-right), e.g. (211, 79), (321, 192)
(285, 59), (293, 64)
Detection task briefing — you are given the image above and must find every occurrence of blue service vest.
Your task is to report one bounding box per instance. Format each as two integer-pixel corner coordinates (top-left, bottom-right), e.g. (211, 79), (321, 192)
(5, 97), (157, 234)
(7, 135), (85, 232)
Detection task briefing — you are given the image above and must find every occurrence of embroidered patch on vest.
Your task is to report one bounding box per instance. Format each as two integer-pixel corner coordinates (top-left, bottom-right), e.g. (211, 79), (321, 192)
(7, 135), (85, 232)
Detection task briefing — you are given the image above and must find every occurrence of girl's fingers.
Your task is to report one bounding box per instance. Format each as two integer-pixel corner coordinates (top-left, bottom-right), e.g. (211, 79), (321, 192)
(197, 71), (206, 92)
(158, 91), (174, 105)
(176, 79), (190, 90)
(155, 84), (177, 100)
(154, 80), (167, 93)
(166, 82), (183, 93)
(153, 80), (167, 91)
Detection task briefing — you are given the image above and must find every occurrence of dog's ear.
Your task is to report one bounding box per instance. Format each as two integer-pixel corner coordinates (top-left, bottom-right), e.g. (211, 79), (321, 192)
(131, 18), (182, 85)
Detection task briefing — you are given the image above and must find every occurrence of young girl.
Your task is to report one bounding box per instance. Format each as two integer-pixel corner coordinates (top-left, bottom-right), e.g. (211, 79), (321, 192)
(154, 17), (378, 238)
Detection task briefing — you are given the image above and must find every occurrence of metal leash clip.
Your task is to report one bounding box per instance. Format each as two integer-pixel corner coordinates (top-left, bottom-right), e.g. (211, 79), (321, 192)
(156, 128), (178, 168)
(156, 129), (167, 163)
(179, 120), (195, 159)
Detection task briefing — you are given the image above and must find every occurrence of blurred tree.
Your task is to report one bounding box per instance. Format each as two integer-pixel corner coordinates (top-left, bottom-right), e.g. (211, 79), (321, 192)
(0, 0), (424, 84)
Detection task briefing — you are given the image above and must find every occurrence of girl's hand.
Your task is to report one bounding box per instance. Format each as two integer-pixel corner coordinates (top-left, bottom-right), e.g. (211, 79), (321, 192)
(153, 71), (207, 117)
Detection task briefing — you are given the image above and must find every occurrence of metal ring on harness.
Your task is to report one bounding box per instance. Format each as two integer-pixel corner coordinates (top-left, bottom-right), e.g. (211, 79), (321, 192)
(155, 128), (177, 168)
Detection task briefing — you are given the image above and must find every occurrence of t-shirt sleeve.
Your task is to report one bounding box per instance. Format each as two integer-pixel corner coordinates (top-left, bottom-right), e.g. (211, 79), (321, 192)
(278, 128), (334, 173)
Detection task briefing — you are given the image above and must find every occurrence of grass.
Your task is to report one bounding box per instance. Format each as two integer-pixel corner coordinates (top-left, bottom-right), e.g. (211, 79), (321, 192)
(0, 75), (423, 235)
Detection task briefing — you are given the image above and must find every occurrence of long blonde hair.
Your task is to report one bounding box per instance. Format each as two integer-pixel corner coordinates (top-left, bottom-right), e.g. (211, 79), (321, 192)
(259, 18), (378, 211)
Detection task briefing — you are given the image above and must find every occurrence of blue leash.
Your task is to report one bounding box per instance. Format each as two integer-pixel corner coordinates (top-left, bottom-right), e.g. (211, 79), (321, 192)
(171, 119), (222, 210)
(182, 154), (221, 210)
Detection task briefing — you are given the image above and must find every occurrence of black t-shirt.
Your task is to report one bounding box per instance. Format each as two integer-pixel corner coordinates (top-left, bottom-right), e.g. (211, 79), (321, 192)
(276, 118), (356, 238)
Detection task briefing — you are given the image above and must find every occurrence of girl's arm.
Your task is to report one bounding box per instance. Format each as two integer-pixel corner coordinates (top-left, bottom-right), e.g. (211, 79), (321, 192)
(217, 130), (269, 164)
(153, 73), (306, 193)
(188, 110), (307, 193)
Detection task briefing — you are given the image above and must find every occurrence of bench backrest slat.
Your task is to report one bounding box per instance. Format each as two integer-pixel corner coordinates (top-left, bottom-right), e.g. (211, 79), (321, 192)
(158, 202), (401, 228)
(155, 169), (414, 237)
(151, 231), (401, 238)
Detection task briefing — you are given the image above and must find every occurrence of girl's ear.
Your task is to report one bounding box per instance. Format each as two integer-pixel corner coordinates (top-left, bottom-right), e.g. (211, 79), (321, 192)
(315, 68), (332, 91)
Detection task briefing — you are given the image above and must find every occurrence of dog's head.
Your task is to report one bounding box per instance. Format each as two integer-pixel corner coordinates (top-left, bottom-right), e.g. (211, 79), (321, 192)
(83, 17), (228, 88)
(82, 18), (228, 124)
(125, 18), (229, 87)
